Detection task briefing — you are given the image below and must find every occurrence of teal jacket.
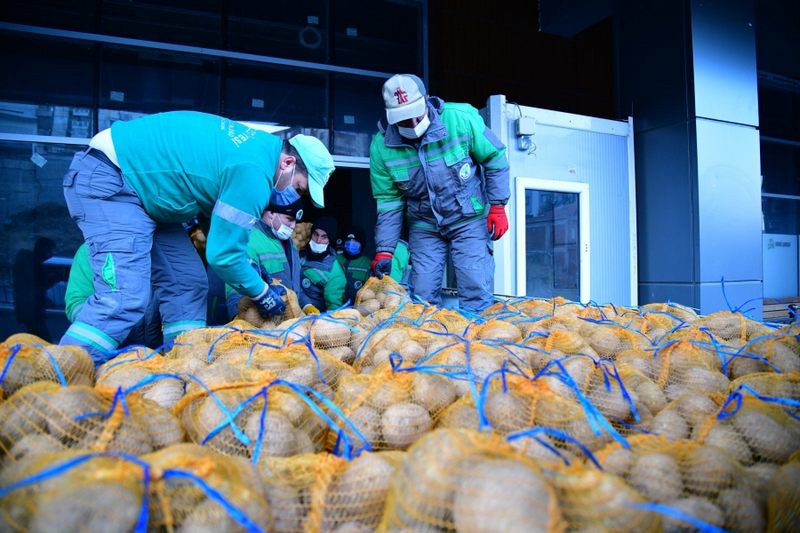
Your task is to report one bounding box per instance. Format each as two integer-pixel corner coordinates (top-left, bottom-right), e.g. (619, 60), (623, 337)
(64, 243), (92, 322)
(111, 111), (282, 298)
(390, 240), (412, 286)
(369, 97), (510, 253)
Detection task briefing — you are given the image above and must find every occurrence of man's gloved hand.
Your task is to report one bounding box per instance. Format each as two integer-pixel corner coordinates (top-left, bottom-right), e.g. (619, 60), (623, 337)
(254, 283), (287, 317)
(487, 205), (509, 240)
(371, 252), (393, 277)
(302, 303), (321, 315)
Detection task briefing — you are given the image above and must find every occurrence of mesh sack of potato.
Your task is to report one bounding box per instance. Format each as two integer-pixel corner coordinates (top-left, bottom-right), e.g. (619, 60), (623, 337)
(594, 434), (766, 533)
(0, 334), (93, 399)
(277, 308), (374, 365)
(692, 310), (775, 346)
(576, 319), (653, 359)
(166, 323), (283, 369)
(692, 391), (800, 466)
(639, 388), (724, 443)
(766, 455), (800, 532)
(292, 221), (313, 251)
(233, 343), (355, 397)
(353, 324), (460, 373)
(729, 371), (799, 414)
(525, 329), (600, 372)
(729, 329), (800, 378)
(145, 443), (272, 531)
(237, 282), (304, 329)
(0, 382), (184, 464)
(545, 461), (661, 532)
(635, 340), (730, 402)
(438, 367), (623, 454)
(332, 363), (461, 451)
(378, 428), (565, 532)
(95, 348), (187, 411)
(257, 450), (404, 533)
(353, 276), (408, 316)
(464, 318), (523, 343)
(639, 301), (699, 324)
(416, 307), (473, 335)
(175, 366), (368, 461)
(0, 450), (149, 532)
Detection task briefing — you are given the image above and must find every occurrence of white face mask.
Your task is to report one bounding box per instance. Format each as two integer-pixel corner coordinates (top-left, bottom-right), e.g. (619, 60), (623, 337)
(268, 215), (294, 241)
(397, 114), (431, 139)
(309, 240), (328, 254)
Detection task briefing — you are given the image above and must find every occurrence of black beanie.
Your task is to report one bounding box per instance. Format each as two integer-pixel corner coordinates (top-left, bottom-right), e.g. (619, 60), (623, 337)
(267, 197), (305, 221)
(344, 225), (366, 244)
(313, 216), (338, 241)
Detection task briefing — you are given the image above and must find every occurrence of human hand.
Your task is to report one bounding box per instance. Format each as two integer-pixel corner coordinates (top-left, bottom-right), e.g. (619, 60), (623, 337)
(302, 303), (321, 315)
(487, 205), (509, 240)
(254, 283), (287, 317)
(371, 252), (393, 276)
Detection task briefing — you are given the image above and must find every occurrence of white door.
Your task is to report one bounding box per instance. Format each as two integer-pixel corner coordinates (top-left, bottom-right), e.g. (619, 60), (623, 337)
(515, 177), (590, 302)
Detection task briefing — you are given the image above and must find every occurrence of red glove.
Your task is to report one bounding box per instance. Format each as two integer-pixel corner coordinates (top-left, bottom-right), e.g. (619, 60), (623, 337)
(371, 252), (393, 276)
(487, 205), (509, 240)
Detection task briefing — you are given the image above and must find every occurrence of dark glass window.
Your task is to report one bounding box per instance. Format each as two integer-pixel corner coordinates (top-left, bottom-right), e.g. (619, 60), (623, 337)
(224, 60), (327, 129)
(331, 73), (383, 156)
(760, 139), (800, 196)
(100, 0), (223, 48)
(763, 197), (800, 235)
(758, 85), (800, 142)
(332, 0), (421, 73)
(227, 0), (328, 63)
(99, 45), (221, 117)
(0, 33), (94, 109)
(0, 0), (98, 32)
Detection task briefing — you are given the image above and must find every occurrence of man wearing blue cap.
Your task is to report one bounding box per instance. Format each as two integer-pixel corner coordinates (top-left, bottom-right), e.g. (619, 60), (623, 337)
(369, 74), (510, 312)
(59, 111), (335, 363)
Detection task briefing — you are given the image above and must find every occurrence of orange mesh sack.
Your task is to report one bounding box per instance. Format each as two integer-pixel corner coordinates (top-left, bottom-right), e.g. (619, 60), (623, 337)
(0, 382), (184, 463)
(643, 340), (729, 401)
(145, 443), (272, 531)
(0, 334), (93, 398)
(464, 318), (523, 343)
(730, 330), (800, 378)
(353, 325), (460, 373)
(166, 323), (283, 370)
(277, 308), (374, 365)
(378, 428), (565, 532)
(174, 364), (363, 461)
(333, 365), (457, 451)
(694, 310), (775, 346)
(257, 450), (405, 532)
(546, 462), (661, 532)
(417, 307), (472, 334)
(730, 371), (799, 411)
(577, 320), (651, 359)
(354, 276), (408, 316)
(237, 281), (304, 328)
(692, 393), (800, 466)
(0, 450), (148, 532)
(639, 302), (699, 324)
(594, 434), (765, 533)
(643, 390), (723, 442)
(95, 348), (187, 411)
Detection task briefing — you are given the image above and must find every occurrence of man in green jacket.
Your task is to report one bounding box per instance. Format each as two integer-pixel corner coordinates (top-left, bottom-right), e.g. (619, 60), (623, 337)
(59, 111), (335, 363)
(369, 74), (510, 312)
(301, 216), (346, 312)
(225, 197), (318, 318)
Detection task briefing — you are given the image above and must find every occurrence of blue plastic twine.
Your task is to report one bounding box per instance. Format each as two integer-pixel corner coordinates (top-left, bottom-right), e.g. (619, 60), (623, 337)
(630, 502), (726, 533)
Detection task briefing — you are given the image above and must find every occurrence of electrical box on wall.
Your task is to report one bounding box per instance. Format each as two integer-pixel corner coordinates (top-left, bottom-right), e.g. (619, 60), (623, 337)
(515, 116), (537, 136)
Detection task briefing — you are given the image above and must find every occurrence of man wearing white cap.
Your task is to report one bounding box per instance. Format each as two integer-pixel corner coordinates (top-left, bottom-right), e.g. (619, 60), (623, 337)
(59, 110), (334, 363)
(369, 74), (510, 312)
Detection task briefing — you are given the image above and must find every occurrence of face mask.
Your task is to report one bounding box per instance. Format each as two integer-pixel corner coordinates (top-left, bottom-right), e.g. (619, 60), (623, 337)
(267, 215), (294, 241)
(397, 114), (430, 139)
(271, 164), (300, 206)
(309, 240), (328, 254)
(344, 240), (362, 256)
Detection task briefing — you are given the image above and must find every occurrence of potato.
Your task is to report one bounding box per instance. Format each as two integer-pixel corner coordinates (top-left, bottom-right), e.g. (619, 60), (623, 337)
(312, 319), (352, 348)
(368, 380), (409, 411)
(731, 410), (795, 462)
(742, 463), (778, 506)
(717, 487), (765, 533)
(635, 378), (667, 415)
(702, 424), (753, 465)
(142, 378), (185, 410)
(683, 367), (730, 395)
(628, 452), (683, 502)
(7, 433), (62, 462)
(647, 409), (689, 440)
(510, 435), (577, 465)
(411, 373), (456, 415)
(601, 447), (635, 477)
(178, 504), (245, 533)
(401, 341), (426, 363)
(345, 405), (382, 446)
(683, 445), (737, 496)
(675, 392), (719, 429)
(30, 481), (142, 533)
(337, 378), (370, 407)
(381, 403), (432, 449)
(327, 346), (356, 365)
(484, 391), (531, 434)
(561, 356), (596, 391)
(98, 366), (151, 391)
(323, 453), (396, 529)
(589, 380), (633, 421)
(245, 411), (298, 457)
(436, 401), (480, 430)
(453, 458), (554, 533)
(359, 299), (380, 315)
(358, 288), (376, 301)
(662, 497), (724, 533)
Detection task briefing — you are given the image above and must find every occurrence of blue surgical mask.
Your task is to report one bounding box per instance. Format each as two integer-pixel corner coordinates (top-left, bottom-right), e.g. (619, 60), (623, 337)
(271, 165), (300, 206)
(344, 240), (362, 256)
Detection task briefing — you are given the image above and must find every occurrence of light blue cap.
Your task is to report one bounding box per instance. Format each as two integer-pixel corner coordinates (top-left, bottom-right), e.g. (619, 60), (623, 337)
(288, 134), (335, 208)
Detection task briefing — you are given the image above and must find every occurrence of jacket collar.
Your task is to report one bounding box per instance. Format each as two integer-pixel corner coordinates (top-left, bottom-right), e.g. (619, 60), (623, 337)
(381, 96), (447, 148)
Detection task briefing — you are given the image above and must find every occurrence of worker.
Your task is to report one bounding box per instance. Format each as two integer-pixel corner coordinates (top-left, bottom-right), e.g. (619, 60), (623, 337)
(369, 74), (510, 312)
(59, 111), (335, 363)
(300, 216), (346, 312)
(337, 225), (371, 303)
(65, 243), (163, 348)
(225, 197), (320, 318)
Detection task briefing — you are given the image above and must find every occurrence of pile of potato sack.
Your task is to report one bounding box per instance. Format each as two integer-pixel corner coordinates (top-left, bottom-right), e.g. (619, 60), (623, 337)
(0, 275), (798, 532)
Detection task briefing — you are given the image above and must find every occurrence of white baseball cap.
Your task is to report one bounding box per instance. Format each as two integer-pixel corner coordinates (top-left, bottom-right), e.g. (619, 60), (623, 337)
(382, 74), (428, 125)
